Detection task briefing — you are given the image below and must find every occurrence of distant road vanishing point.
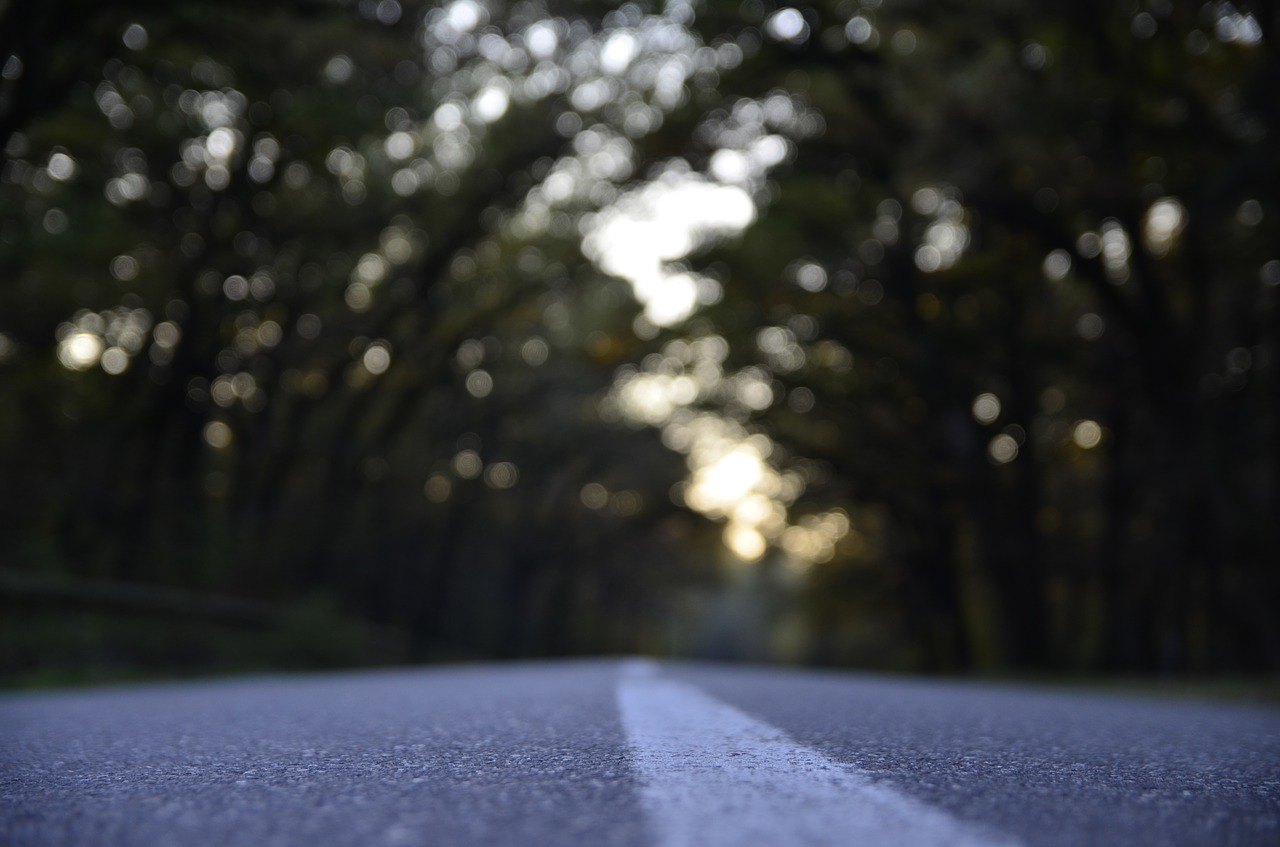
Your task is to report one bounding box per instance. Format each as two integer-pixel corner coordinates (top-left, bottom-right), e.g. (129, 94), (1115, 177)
(2, 659), (1277, 846)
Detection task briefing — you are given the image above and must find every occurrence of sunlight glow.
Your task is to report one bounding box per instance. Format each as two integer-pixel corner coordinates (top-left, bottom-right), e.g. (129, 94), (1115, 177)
(583, 171), (754, 327)
(687, 445), (767, 516)
(60, 332), (102, 370)
(605, 337), (851, 566)
(724, 523), (767, 561)
(582, 101), (844, 566)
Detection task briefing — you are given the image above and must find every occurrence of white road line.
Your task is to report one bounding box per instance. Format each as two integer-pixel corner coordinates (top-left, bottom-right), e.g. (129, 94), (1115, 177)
(616, 660), (1018, 847)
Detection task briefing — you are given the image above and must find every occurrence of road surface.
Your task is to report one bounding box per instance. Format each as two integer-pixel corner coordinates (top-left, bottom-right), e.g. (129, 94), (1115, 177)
(2, 659), (1277, 845)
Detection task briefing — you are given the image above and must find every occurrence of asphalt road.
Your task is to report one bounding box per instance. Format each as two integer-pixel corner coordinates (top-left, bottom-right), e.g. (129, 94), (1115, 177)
(1, 659), (1276, 846)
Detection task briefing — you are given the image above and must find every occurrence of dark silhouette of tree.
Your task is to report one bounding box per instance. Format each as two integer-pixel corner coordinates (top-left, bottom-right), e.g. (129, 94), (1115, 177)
(2, 0), (1276, 681)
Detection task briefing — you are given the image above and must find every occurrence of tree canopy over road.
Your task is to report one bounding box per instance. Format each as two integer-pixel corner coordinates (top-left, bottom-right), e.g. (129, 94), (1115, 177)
(2, 0), (1277, 682)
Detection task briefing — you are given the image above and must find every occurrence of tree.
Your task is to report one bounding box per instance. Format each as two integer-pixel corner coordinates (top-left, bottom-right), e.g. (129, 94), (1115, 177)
(3, 0), (1276, 681)
(0, 0), (726, 678)
(644, 0), (1280, 671)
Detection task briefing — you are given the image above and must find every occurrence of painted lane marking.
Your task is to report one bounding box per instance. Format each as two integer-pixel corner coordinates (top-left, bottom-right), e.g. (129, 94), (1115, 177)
(616, 661), (1018, 847)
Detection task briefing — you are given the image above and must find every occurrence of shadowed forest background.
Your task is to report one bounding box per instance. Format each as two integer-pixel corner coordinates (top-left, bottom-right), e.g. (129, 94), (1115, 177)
(2, 0), (1277, 685)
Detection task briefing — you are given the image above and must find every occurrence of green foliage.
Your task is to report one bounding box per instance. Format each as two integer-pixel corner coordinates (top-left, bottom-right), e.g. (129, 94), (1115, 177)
(667, 0), (1280, 671)
(1, 0), (1276, 680)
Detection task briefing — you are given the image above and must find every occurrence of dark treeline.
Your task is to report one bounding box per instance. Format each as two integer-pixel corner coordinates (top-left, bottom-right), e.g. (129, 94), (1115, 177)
(1, 0), (1276, 684)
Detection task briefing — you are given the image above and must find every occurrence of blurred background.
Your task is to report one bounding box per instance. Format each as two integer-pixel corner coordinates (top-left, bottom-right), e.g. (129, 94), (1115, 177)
(2, 0), (1277, 687)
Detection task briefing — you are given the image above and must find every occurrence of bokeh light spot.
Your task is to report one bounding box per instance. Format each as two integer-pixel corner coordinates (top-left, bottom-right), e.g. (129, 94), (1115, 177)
(766, 9), (809, 44)
(424, 474), (452, 503)
(362, 342), (392, 375)
(203, 421), (233, 449)
(972, 393), (1001, 424)
(988, 433), (1019, 464)
(453, 449), (482, 479)
(581, 482), (609, 509)
(465, 369), (493, 398)
(100, 347), (129, 375)
(47, 152), (76, 181)
(122, 23), (149, 51)
(1073, 420), (1103, 449)
(59, 332), (103, 370)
